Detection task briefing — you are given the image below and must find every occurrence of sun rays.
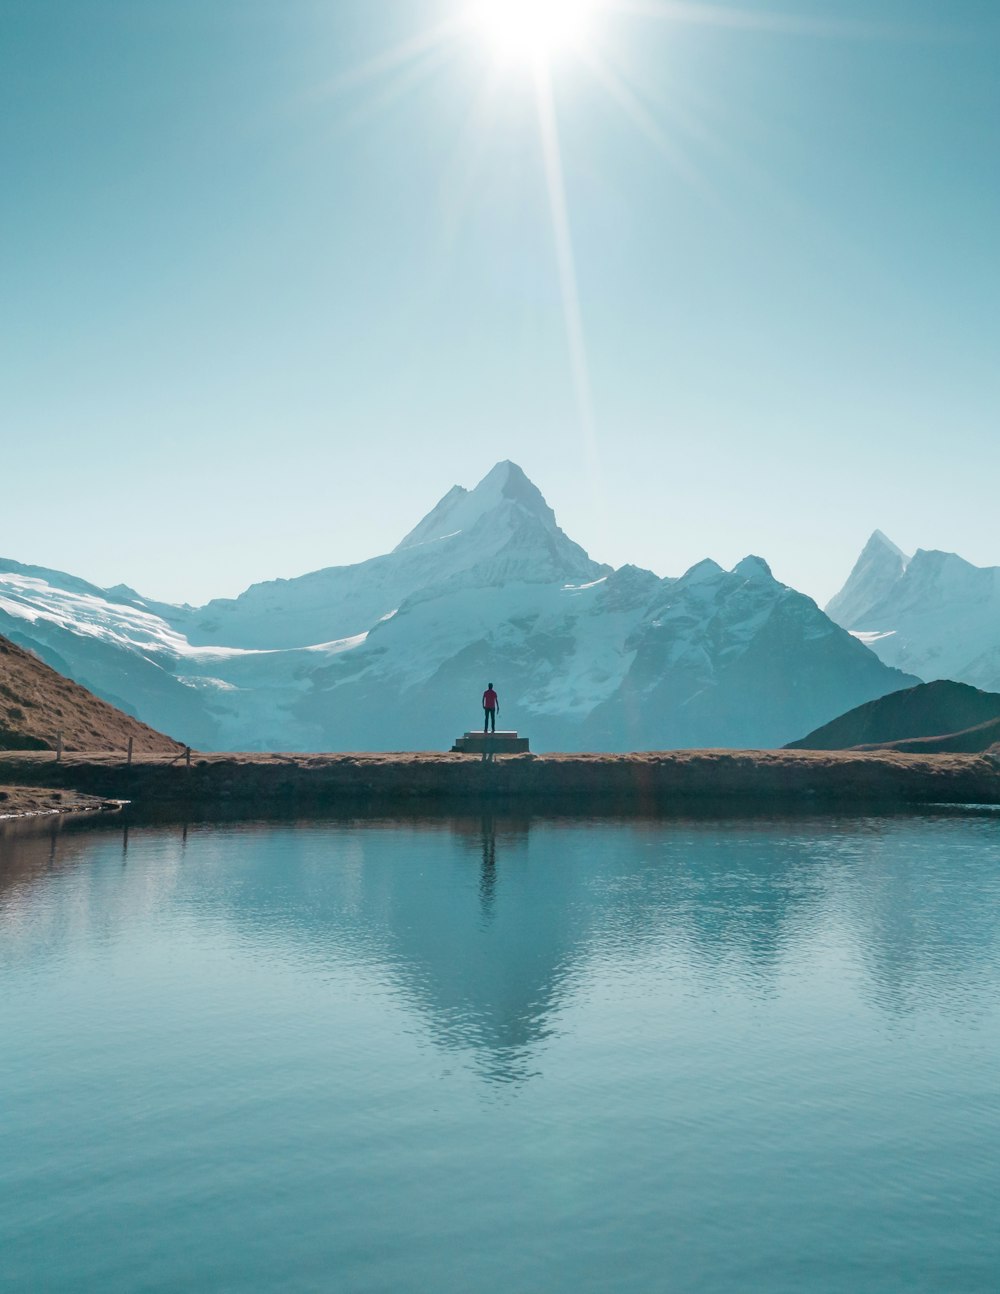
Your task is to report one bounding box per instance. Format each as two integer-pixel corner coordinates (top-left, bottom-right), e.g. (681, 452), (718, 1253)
(532, 59), (602, 493)
(315, 1), (915, 529)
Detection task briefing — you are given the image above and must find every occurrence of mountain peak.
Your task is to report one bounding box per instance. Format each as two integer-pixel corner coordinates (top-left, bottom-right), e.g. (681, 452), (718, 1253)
(864, 530), (909, 563)
(902, 548), (982, 594)
(826, 530), (911, 628)
(678, 558), (725, 585)
(479, 458), (531, 492)
(394, 461), (556, 551)
(733, 555), (773, 581)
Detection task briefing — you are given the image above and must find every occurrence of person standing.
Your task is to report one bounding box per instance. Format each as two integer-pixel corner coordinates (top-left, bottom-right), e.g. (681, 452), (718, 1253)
(482, 682), (499, 734)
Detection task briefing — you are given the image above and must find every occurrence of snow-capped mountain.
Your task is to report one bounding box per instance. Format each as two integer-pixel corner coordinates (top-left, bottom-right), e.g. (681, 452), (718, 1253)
(826, 533), (1000, 692)
(826, 530), (910, 628)
(157, 461), (604, 651)
(581, 554), (917, 750)
(0, 464), (917, 751)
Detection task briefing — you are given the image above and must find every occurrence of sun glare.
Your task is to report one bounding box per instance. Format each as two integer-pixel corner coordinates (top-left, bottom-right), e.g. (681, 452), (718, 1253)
(470, 0), (600, 65)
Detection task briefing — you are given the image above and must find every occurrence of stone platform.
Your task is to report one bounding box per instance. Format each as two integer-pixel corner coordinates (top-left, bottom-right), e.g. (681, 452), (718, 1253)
(450, 731), (530, 755)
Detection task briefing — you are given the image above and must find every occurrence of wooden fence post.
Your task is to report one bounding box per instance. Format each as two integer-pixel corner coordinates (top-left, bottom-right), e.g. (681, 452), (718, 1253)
(185, 746), (191, 769)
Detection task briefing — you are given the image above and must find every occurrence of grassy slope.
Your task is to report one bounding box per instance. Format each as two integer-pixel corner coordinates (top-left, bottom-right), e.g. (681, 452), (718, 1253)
(0, 635), (183, 754)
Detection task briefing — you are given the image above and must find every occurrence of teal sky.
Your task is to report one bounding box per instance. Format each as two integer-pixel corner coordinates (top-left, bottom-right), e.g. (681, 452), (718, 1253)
(3, 0), (998, 606)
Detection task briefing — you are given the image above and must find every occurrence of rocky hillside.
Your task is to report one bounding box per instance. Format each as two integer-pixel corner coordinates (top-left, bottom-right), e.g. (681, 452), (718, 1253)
(0, 635), (184, 753)
(786, 679), (1000, 752)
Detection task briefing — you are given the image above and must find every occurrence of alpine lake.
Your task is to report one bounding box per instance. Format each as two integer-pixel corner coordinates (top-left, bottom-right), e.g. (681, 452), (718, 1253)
(2, 807), (999, 1293)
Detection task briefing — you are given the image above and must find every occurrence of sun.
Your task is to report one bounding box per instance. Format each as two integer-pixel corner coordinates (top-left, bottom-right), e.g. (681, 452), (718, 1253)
(470, 0), (601, 65)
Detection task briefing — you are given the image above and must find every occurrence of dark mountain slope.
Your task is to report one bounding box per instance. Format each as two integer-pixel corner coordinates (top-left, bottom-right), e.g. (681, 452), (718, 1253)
(849, 716), (1000, 755)
(786, 679), (1000, 751)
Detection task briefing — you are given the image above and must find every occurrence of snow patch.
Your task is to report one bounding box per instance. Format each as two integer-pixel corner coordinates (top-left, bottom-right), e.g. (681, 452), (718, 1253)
(851, 630), (897, 644)
(303, 633), (369, 654)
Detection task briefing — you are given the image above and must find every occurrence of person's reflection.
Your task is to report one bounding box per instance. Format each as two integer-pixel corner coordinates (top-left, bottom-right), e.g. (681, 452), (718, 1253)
(479, 815), (497, 921)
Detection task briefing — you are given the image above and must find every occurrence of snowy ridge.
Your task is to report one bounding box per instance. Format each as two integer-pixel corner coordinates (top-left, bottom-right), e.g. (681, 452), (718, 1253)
(0, 464), (918, 751)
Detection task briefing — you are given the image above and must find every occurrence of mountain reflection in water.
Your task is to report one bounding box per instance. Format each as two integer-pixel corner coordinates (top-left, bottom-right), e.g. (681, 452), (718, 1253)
(3, 810), (999, 1087)
(3, 810), (1000, 1294)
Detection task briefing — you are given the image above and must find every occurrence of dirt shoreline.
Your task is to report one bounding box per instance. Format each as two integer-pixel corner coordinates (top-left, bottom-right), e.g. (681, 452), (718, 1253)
(0, 783), (128, 829)
(2, 748), (999, 820)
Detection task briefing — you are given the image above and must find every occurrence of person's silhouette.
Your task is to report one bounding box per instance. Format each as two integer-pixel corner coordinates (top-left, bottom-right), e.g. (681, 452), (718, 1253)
(482, 682), (499, 734)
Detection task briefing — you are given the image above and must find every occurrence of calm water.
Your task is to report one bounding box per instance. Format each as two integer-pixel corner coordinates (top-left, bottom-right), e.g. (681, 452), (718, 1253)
(2, 811), (999, 1293)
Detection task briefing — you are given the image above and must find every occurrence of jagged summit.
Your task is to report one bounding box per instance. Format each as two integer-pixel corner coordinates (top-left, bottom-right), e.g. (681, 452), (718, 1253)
(904, 548), (980, 587)
(867, 529), (908, 562)
(386, 459), (604, 594)
(827, 530), (911, 628)
(679, 558), (725, 584)
(733, 555), (773, 581)
(824, 534), (1000, 692)
(394, 461), (557, 551)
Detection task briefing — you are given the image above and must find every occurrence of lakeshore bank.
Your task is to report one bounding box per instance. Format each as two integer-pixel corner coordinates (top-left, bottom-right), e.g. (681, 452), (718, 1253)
(2, 749), (999, 820)
(0, 783), (127, 832)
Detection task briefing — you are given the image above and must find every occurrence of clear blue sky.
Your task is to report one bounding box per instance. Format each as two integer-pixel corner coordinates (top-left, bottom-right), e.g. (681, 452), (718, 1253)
(3, 0), (998, 606)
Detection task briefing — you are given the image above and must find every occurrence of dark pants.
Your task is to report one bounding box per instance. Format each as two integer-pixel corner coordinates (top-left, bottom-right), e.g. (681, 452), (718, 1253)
(483, 708), (496, 733)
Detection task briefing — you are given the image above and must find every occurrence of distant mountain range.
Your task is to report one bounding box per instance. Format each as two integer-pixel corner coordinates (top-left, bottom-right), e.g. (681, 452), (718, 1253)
(0, 462), (927, 751)
(826, 531), (1000, 692)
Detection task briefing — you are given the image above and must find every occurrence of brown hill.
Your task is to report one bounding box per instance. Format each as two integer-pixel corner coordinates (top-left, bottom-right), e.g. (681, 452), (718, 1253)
(0, 634), (183, 754)
(786, 679), (1000, 752)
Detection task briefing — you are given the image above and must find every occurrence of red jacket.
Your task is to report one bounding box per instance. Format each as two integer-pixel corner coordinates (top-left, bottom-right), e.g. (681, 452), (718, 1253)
(483, 689), (498, 710)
